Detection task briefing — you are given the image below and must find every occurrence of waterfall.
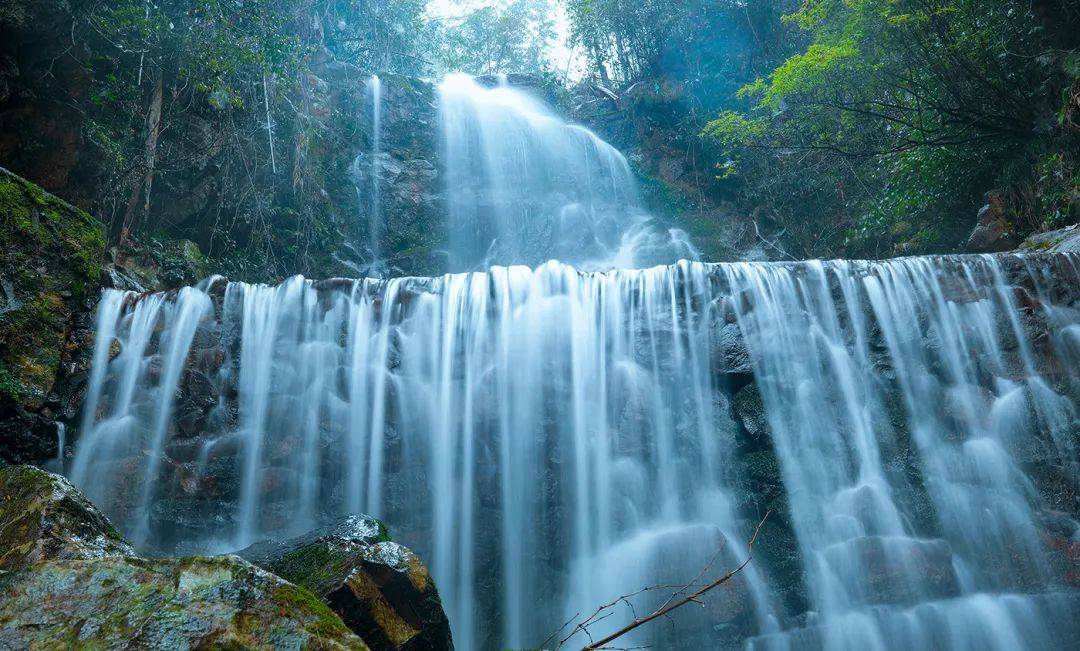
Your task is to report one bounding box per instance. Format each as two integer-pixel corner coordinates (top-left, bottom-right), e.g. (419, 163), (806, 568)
(368, 74), (383, 264)
(344, 74), (385, 277)
(438, 74), (696, 271)
(68, 253), (1080, 650)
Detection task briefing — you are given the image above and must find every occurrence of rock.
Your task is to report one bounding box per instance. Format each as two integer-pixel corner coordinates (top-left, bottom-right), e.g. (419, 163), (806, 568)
(0, 168), (105, 464)
(0, 465), (368, 648)
(966, 190), (1020, 252)
(658, 157), (686, 184)
(238, 515), (454, 651)
(822, 535), (960, 606)
(733, 383), (769, 446)
(0, 555), (368, 650)
(1020, 224), (1080, 253)
(0, 464), (133, 572)
(714, 320), (752, 382)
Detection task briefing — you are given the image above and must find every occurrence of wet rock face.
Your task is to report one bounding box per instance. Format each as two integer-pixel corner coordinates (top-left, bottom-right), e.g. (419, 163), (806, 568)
(238, 515), (454, 651)
(349, 75), (447, 277)
(0, 465), (133, 570)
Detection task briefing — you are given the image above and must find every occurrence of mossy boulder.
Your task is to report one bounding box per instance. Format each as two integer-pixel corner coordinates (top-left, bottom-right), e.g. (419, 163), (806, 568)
(0, 555), (369, 649)
(0, 465), (133, 570)
(238, 515), (454, 651)
(0, 465), (368, 649)
(0, 167), (105, 463)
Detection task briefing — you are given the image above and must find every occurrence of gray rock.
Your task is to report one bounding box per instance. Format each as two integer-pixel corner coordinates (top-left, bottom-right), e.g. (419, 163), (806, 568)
(0, 465), (133, 571)
(0, 555), (368, 650)
(1021, 224), (1080, 253)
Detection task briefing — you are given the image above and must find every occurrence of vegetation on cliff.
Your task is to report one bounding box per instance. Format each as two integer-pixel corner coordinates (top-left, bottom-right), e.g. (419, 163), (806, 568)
(565, 0), (1080, 258)
(0, 169), (104, 426)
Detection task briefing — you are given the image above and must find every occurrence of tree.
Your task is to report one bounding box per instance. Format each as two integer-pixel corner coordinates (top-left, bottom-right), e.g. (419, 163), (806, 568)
(703, 0), (1080, 256)
(435, 0), (557, 76)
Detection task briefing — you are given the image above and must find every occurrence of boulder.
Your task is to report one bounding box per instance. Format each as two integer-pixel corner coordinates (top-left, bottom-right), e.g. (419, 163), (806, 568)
(966, 190), (1020, 252)
(238, 515), (454, 651)
(733, 383), (769, 446)
(713, 320), (753, 386)
(1020, 224), (1080, 253)
(0, 465), (132, 570)
(0, 555), (368, 649)
(0, 465), (368, 649)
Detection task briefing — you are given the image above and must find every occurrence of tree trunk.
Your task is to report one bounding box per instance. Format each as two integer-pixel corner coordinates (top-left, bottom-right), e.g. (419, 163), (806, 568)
(114, 72), (164, 245)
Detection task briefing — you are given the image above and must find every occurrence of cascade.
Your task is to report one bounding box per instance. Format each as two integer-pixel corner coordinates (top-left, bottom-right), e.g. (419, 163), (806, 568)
(66, 76), (1080, 650)
(367, 74), (383, 265)
(344, 74), (385, 277)
(438, 73), (696, 271)
(68, 255), (1080, 650)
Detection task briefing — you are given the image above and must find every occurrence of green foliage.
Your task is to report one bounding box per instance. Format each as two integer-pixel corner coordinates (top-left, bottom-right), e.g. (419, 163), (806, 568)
(434, 1), (556, 75)
(0, 366), (25, 404)
(698, 0), (1080, 256)
(565, 0), (1080, 257)
(756, 42), (859, 110)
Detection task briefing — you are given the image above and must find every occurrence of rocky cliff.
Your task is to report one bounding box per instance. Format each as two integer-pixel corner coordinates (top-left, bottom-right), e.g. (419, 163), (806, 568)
(0, 168), (105, 464)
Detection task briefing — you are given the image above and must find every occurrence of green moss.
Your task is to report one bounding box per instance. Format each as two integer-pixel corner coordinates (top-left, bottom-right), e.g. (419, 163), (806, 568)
(0, 366), (25, 403)
(270, 580), (354, 638)
(0, 176), (35, 233)
(0, 169), (106, 412)
(270, 543), (351, 595)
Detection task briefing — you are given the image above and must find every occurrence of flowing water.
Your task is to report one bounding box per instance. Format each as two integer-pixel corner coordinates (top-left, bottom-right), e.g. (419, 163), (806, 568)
(344, 74), (385, 277)
(439, 73), (696, 271)
(366, 74), (383, 265)
(67, 255), (1080, 650)
(66, 76), (1080, 650)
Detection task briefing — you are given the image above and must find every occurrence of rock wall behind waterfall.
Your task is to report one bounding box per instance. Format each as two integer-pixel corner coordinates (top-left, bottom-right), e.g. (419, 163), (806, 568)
(61, 251), (1080, 650)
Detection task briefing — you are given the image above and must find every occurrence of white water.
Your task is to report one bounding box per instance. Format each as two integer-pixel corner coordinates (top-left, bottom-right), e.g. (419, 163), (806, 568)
(367, 74), (383, 264)
(68, 254), (1080, 650)
(345, 74), (386, 277)
(439, 74), (696, 271)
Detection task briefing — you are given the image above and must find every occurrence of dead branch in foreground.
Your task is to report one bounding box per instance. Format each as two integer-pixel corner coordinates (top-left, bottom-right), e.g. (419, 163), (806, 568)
(545, 510), (771, 651)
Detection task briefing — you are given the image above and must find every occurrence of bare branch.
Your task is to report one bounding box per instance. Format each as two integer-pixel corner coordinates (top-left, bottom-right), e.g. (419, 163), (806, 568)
(551, 511), (771, 651)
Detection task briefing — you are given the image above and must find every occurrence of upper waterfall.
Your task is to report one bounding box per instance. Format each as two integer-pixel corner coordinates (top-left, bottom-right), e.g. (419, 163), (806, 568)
(438, 73), (697, 271)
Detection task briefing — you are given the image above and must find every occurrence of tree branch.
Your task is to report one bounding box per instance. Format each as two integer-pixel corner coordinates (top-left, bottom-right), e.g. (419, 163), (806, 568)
(552, 510), (771, 651)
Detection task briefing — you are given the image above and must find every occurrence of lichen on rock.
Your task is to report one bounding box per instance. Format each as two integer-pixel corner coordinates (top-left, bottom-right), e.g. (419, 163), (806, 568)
(0, 465), (132, 571)
(0, 465), (370, 650)
(0, 555), (369, 650)
(238, 515), (454, 651)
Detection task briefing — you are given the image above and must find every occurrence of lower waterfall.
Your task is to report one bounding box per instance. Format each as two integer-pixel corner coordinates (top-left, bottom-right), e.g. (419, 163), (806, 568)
(68, 253), (1080, 650)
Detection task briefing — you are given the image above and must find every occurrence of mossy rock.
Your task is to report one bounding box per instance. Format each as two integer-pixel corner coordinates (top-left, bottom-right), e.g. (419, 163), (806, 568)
(0, 166), (105, 419)
(0, 555), (368, 649)
(0, 466), (366, 649)
(238, 515), (453, 651)
(0, 465), (133, 571)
